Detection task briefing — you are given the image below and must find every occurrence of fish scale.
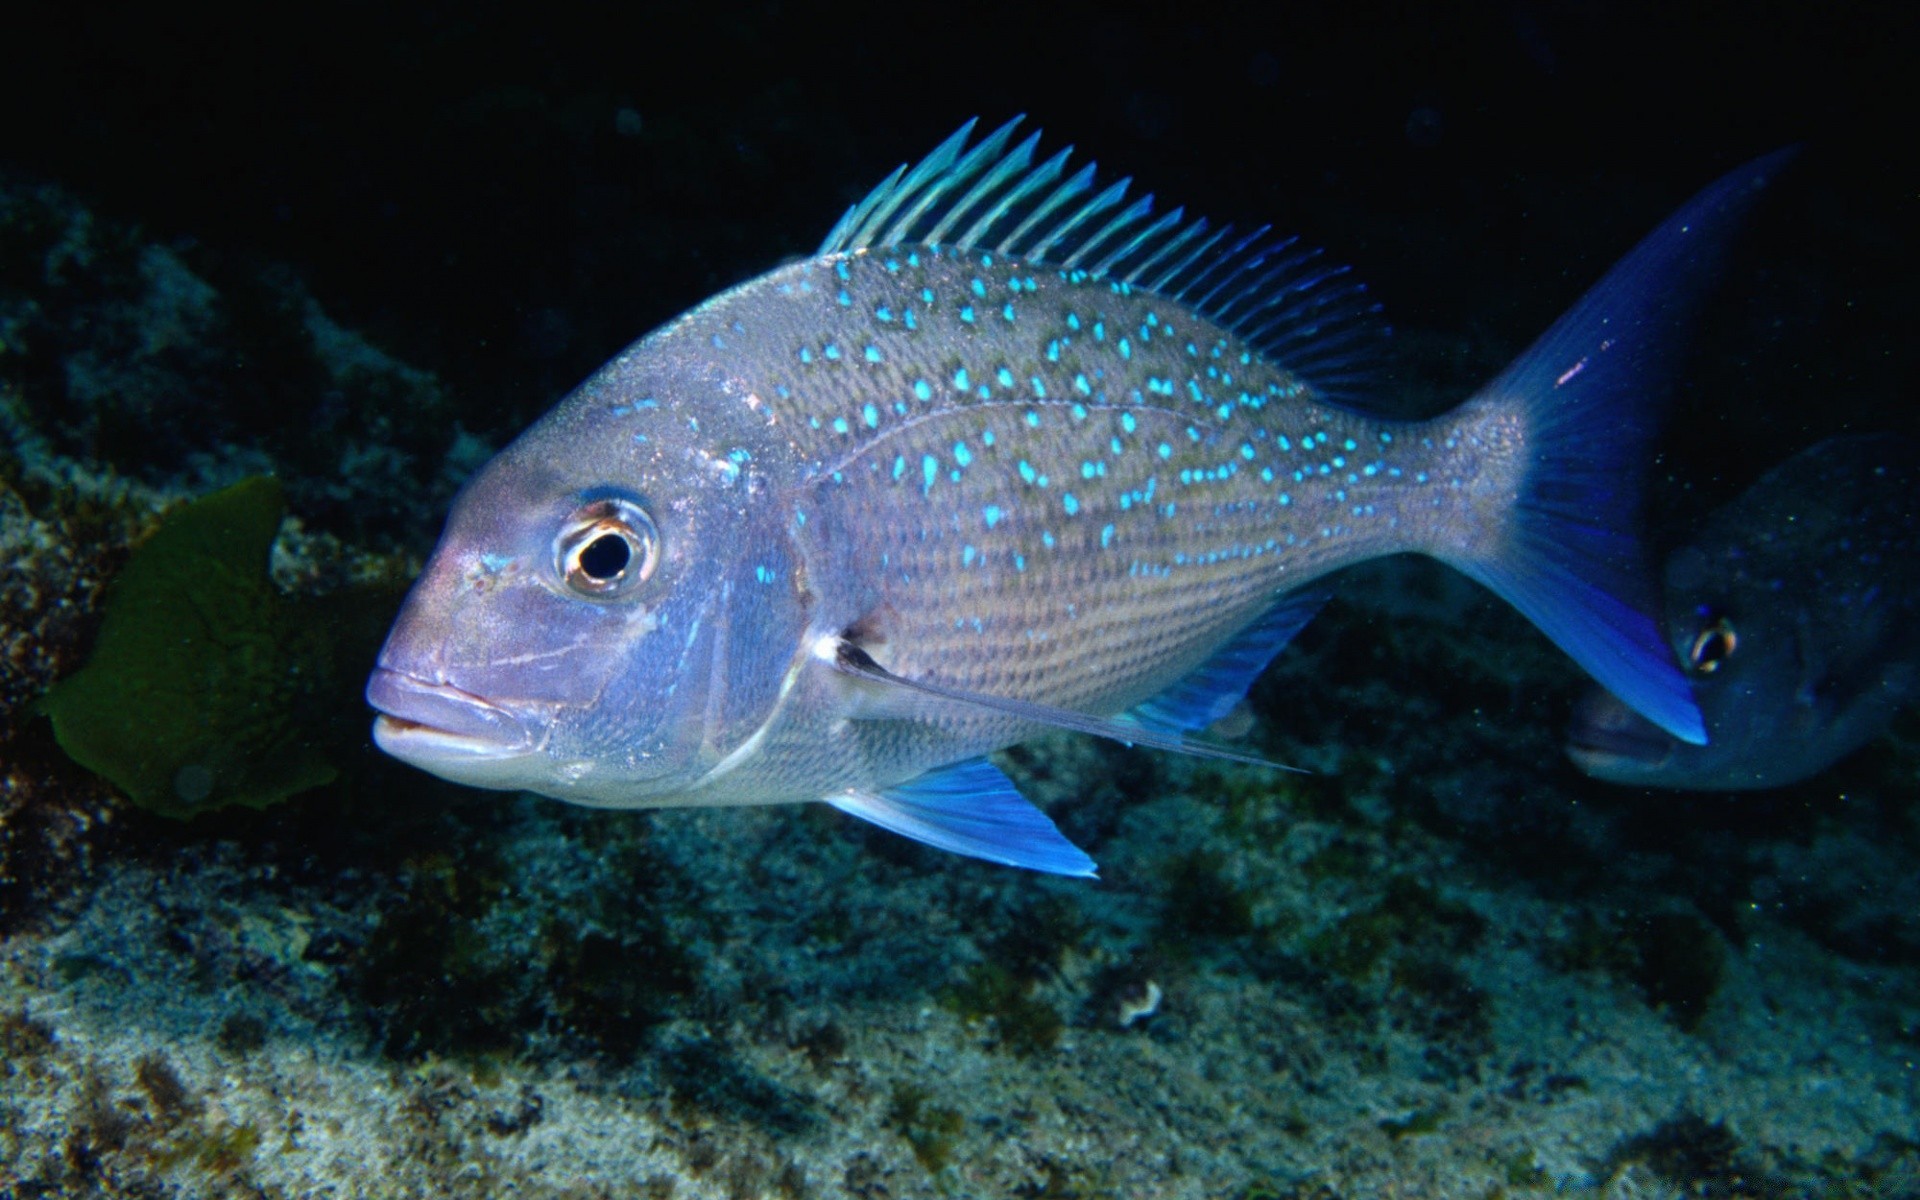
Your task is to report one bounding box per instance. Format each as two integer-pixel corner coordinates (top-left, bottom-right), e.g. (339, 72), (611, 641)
(681, 248), (1500, 711)
(368, 118), (1788, 874)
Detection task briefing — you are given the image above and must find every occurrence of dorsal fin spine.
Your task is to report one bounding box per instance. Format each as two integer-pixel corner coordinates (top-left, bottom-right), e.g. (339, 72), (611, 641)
(999, 161), (1096, 256)
(1032, 176), (1132, 262)
(1087, 205), (1184, 279)
(923, 126), (1037, 246)
(1182, 227), (1270, 311)
(819, 117), (1390, 400)
(954, 140), (1065, 249)
(1065, 191), (1156, 271)
(1139, 220), (1228, 294)
(856, 118), (977, 247)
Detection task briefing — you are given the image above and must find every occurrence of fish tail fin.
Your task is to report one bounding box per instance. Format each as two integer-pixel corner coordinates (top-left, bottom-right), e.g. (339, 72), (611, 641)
(1432, 151), (1794, 746)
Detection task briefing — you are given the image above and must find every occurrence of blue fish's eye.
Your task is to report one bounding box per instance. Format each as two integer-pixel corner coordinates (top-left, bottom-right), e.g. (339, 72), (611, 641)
(556, 497), (659, 598)
(1687, 613), (1737, 674)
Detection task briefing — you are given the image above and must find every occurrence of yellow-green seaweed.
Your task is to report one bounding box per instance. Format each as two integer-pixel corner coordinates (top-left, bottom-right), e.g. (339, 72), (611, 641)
(39, 477), (348, 818)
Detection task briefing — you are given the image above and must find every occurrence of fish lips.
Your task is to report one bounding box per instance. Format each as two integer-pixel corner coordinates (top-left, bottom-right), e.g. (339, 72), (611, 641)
(1564, 687), (1679, 777)
(366, 667), (543, 762)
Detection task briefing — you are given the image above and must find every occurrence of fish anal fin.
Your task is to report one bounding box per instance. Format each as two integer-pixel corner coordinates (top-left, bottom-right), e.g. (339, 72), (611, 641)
(1131, 588), (1329, 734)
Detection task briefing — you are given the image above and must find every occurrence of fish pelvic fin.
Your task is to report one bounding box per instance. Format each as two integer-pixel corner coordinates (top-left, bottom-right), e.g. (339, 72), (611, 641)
(826, 758), (1098, 877)
(1435, 150), (1796, 747)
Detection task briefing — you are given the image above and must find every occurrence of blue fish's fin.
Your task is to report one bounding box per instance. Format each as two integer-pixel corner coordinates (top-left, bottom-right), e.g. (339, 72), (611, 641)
(822, 637), (1303, 771)
(1131, 588), (1330, 733)
(825, 758), (1097, 876)
(820, 117), (1389, 402)
(1446, 150), (1796, 747)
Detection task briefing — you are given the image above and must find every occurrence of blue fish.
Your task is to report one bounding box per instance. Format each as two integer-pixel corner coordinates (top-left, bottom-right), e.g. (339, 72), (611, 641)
(368, 118), (1784, 875)
(1568, 433), (1919, 790)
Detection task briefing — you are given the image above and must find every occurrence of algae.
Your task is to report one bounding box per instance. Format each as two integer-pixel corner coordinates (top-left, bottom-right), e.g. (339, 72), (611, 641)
(885, 1083), (965, 1174)
(37, 476), (392, 818)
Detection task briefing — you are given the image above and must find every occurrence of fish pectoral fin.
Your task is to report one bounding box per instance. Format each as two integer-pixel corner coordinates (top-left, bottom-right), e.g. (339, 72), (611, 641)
(825, 758), (1097, 877)
(820, 637), (1299, 771)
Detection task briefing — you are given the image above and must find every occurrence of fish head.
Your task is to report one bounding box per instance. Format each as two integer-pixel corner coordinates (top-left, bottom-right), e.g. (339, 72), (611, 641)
(1566, 538), (1871, 791)
(1570, 433), (1920, 792)
(367, 352), (809, 805)
(1564, 583), (1806, 789)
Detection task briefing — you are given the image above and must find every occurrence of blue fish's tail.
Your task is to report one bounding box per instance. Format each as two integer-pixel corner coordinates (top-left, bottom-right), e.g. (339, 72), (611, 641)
(1433, 151), (1794, 746)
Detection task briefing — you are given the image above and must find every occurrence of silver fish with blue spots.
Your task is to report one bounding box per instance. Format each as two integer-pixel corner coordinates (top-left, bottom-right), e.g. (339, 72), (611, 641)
(1568, 433), (1919, 790)
(367, 119), (1785, 875)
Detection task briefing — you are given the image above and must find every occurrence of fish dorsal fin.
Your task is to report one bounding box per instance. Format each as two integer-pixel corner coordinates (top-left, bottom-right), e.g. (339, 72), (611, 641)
(1130, 588), (1330, 734)
(818, 116), (1390, 401)
(825, 757), (1097, 876)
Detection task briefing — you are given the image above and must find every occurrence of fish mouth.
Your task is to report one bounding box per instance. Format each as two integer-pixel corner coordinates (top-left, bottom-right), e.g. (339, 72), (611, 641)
(1565, 688), (1677, 774)
(366, 668), (539, 761)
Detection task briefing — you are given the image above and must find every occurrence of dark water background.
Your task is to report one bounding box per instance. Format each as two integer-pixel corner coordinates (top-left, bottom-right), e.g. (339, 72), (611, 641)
(5, 1), (1914, 535)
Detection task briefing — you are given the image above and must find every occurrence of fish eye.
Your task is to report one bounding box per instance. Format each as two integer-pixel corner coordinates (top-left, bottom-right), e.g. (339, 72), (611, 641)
(556, 497), (659, 597)
(1687, 613), (1737, 674)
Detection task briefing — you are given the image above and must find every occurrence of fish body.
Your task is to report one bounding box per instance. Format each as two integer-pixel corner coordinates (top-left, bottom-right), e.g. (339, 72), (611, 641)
(1568, 434), (1920, 790)
(369, 119), (1783, 873)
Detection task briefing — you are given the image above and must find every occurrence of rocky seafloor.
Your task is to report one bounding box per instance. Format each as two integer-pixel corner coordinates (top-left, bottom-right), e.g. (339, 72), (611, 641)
(1, 167), (1917, 1200)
